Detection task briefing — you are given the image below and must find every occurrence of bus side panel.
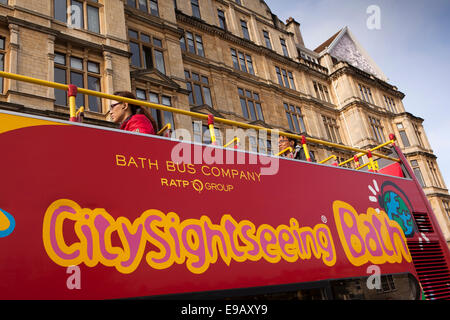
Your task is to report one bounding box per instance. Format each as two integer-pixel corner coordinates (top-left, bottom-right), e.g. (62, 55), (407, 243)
(0, 112), (422, 299)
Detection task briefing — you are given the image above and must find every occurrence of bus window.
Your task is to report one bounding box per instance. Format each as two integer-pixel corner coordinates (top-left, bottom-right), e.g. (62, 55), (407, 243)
(330, 273), (420, 300)
(223, 286), (330, 300)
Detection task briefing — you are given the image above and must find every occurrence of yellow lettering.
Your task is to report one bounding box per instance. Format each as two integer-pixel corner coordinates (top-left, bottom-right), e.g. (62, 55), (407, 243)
(166, 160), (176, 172)
(128, 157), (138, 168)
(201, 165), (210, 176)
(116, 154), (127, 167)
(148, 159), (159, 170)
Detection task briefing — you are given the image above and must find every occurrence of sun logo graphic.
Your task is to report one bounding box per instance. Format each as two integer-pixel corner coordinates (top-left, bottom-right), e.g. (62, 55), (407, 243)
(368, 179), (416, 238)
(0, 208), (15, 238)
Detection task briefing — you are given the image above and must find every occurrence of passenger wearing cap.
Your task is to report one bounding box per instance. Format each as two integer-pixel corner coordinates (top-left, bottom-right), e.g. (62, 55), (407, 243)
(109, 91), (157, 134)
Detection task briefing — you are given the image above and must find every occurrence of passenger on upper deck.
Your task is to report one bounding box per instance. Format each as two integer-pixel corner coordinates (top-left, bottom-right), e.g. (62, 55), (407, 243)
(109, 91), (157, 134)
(278, 133), (316, 162)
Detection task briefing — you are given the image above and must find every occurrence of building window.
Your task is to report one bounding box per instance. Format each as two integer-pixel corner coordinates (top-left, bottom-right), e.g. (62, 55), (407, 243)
(275, 67), (295, 90)
(280, 38), (289, 57)
(358, 83), (374, 104)
(235, 0), (242, 5)
(217, 9), (226, 30)
(191, 0), (201, 19)
(427, 160), (442, 188)
(149, 0), (159, 15)
(230, 48), (254, 75)
(0, 0), (7, 4)
(313, 81), (330, 102)
(136, 89), (174, 130)
(396, 123), (410, 147)
(238, 88), (264, 121)
(54, 0), (101, 33)
(413, 123), (424, 147)
(185, 70), (213, 107)
(299, 50), (318, 64)
(322, 115), (341, 143)
(383, 95), (397, 113)
(410, 160), (425, 187)
(443, 200), (450, 221)
(54, 52), (102, 112)
(368, 116), (385, 143)
(128, 29), (165, 74)
(262, 30), (272, 49)
(257, 137), (272, 155)
(0, 37), (5, 93)
(127, 0), (159, 16)
(180, 31), (204, 57)
(193, 122), (223, 145)
(284, 104), (306, 134)
(240, 20), (250, 40)
(376, 275), (396, 293)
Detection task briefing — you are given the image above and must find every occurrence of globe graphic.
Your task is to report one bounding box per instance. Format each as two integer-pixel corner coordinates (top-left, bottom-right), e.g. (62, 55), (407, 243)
(383, 191), (415, 237)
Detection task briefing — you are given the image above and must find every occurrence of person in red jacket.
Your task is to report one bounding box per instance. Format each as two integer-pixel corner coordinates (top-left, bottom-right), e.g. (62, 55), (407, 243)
(109, 91), (157, 134)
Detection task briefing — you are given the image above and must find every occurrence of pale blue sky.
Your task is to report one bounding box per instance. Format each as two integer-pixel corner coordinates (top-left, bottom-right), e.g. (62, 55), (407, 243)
(265, 0), (450, 189)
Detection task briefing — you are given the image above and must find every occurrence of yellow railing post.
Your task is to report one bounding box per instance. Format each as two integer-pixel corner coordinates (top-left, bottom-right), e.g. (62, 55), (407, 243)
(301, 136), (311, 162)
(367, 150), (377, 172)
(68, 84), (77, 122)
(207, 115), (216, 145)
(353, 155), (360, 168)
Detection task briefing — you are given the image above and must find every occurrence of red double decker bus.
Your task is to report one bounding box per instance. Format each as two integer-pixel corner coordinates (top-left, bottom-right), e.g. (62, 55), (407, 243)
(0, 72), (449, 300)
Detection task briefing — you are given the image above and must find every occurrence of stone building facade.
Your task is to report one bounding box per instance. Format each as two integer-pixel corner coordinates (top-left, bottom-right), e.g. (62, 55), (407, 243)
(0, 0), (448, 247)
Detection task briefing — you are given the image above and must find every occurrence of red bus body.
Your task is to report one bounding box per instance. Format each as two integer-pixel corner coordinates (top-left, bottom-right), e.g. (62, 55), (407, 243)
(0, 111), (449, 299)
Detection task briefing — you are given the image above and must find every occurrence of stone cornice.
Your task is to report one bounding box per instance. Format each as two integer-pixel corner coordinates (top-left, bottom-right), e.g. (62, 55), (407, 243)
(4, 15), (130, 57)
(425, 191), (450, 199)
(124, 7), (182, 38)
(393, 112), (424, 123)
(175, 11), (329, 79)
(403, 150), (437, 159)
(330, 63), (405, 99)
(190, 105), (224, 118)
(340, 98), (395, 118)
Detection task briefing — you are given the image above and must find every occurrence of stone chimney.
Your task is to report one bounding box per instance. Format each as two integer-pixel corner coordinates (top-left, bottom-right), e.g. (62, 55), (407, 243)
(286, 17), (305, 47)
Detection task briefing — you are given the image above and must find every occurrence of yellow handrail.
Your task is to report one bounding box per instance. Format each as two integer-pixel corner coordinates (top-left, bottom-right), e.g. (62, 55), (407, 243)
(319, 155), (337, 164)
(276, 147), (293, 157)
(223, 137), (240, 148)
(157, 123), (171, 136)
(75, 106), (84, 117)
(339, 138), (397, 167)
(0, 70), (400, 163)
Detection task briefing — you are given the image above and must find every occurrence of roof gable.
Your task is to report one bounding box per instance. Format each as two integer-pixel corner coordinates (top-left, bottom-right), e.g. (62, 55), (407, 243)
(315, 27), (387, 81)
